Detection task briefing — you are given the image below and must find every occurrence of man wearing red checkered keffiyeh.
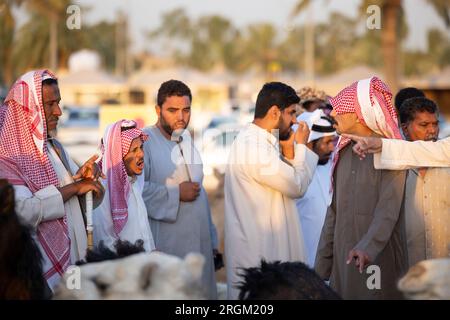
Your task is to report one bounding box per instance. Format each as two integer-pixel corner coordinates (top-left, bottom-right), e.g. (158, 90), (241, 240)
(92, 120), (155, 252)
(0, 70), (105, 292)
(314, 77), (409, 300)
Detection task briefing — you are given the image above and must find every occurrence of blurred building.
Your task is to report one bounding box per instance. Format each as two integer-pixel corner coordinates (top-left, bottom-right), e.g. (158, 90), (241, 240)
(403, 66), (450, 117)
(58, 50), (126, 106)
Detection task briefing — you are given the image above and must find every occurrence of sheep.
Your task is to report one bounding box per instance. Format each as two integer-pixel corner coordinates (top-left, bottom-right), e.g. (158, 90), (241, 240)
(398, 258), (450, 300)
(53, 249), (207, 300)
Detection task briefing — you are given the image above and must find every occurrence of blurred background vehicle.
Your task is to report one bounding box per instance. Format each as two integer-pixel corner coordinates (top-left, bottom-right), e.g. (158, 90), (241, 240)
(57, 106), (100, 165)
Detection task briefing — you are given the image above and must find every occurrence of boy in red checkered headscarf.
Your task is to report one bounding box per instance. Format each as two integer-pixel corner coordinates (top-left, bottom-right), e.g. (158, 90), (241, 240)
(92, 119), (155, 252)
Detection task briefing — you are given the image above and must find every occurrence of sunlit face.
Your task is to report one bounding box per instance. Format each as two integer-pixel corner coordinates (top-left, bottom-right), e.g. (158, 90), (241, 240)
(123, 137), (145, 177)
(42, 83), (62, 137)
(311, 135), (337, 165)
(156, 95), (191, 137)
(278, 104), (298, 140)
(330, 109), (359, 135)
(402, 111), (439, 142)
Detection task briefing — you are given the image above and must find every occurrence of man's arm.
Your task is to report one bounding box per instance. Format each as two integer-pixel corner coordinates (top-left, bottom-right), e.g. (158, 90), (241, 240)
(14, 179), (105, 229)
(343, 134), (450, 169)
(374, 138), (450, 169)
(249, 142), (318, 199)
(68, 155), (104, 208)
(14, 185), (65, 228)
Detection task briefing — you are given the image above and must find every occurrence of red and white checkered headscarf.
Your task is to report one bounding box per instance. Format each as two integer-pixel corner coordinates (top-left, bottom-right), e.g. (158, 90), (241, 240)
(330, 77), (402, 179)
(0, 70), (70, 284)
(100, 119), (148, 235)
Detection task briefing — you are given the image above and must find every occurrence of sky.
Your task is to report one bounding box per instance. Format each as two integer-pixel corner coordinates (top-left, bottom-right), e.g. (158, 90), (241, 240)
(15, 0), (450, 53)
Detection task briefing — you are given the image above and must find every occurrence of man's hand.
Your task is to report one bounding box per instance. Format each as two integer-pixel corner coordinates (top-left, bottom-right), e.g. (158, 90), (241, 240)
(346, 249), (371, 273)
(58, 178), (104, 203)
(179, 181), (200, 202)
(75, 179), (104, 197)
(342, 134), (382, 160)
(73, 154), (106, 181)
(294, 121), (310, 145)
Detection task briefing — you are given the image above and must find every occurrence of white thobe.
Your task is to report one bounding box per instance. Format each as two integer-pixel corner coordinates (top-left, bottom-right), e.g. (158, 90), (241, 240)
(93, 175), (155, 252)
(374, 137), (450, 170)
(13, 142), (87, 290)
(224, 123), (318, 299)
(296, 161), (332, 267)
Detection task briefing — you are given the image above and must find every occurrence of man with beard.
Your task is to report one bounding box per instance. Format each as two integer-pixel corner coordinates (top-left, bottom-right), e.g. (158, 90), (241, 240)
(295, 109), (337, 268)
(224, 82), (318, 299)
(315, 77), (408, 299)
(0, 70), (104, 292)
(398, 97), (449, 267)
(141, 80), (218, 299)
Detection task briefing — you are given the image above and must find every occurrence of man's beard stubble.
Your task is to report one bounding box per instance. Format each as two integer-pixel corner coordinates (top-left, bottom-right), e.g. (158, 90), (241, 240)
(318, 156), (330, 165)
(279, 128), (292, 141)
(47, 129), (57, 139)
(160, 114), (188, 141)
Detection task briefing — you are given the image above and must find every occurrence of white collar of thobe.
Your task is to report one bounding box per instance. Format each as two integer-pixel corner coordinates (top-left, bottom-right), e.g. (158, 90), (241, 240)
(128, 175), (137, 184)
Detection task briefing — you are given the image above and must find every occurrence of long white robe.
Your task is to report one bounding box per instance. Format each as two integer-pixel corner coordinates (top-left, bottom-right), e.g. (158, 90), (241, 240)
(296, 161), (332, 267)
(93, 174), (156, 252)
(142, 125), (218, 299)
(13, 142), (87, 290)
(224, 123), (318, 299)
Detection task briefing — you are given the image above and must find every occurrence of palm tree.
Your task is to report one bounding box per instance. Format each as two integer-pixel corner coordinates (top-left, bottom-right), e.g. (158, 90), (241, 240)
(290, 0), (315, 83)
(292, 0), (450, 93)
(0, 2), (15, 86)
(12, 0), (87, 75)
(23, 0), (71, 71)
(243, 23), (278, 77)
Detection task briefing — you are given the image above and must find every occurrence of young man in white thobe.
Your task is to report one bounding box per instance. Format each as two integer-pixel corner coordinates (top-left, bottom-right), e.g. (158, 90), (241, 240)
(0, 70), (105, 291)
(142, 80), (218, 299)
(295, 109), (337, 267)
(224, 82), (318, 299)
